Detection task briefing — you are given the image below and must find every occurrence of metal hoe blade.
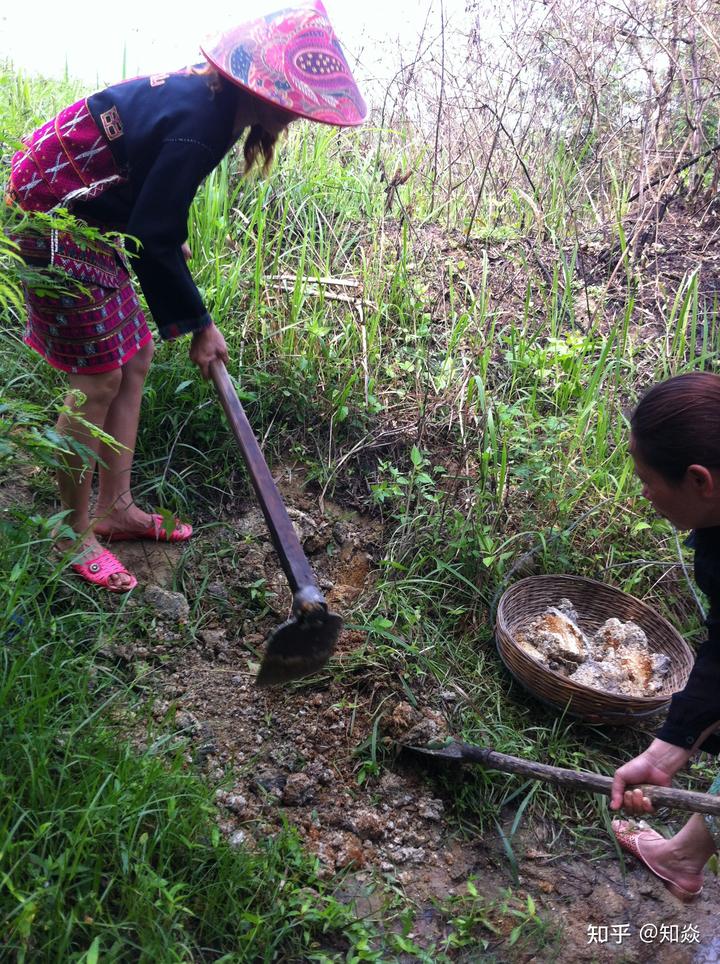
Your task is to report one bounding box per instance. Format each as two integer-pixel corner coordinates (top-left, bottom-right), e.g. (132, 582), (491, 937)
(256, 610), (343, 687)
(210, 360), (343, 686)
(404, 741), (466, 760)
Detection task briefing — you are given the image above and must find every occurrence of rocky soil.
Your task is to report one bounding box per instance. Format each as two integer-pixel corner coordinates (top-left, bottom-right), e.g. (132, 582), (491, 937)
(100, 467), (720, 963)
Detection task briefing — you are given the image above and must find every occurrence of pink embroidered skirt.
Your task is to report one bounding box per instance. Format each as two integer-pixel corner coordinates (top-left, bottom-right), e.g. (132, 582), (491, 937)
(8, 98), (152, 374)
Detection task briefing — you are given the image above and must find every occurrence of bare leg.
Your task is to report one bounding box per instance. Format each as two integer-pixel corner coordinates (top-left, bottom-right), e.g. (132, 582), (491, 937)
(55, 367), (134, 590)
(94, 340), (157, 533)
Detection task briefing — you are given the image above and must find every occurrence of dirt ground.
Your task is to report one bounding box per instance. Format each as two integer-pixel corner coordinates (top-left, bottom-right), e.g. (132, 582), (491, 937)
(102, 465), (720, 964)
(13, 200), (720, 960)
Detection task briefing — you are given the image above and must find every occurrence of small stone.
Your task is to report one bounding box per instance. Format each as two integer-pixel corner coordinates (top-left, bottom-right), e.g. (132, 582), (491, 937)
(144, 586), (190, 623)
(282, 773), (316, 806)
(253, 768), (287, 799)
(199, 629), (229, 654)
(418, 798), (445, 822)
(216, 790), (248, 815)
(344, 810), (385, 840)
(175, 711), (200, 733)
(228, 829), (249, 849)
(207, 582), (229, 600)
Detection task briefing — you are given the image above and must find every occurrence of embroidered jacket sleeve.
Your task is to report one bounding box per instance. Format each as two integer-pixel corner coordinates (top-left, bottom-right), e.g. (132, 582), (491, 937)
(124, 139), (217, 339)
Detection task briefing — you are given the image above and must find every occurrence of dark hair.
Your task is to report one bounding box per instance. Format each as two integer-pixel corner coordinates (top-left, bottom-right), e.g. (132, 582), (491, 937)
(187, 63), (223, 94)
(631, 372), (720, 482)
(243, 124), (279, 176)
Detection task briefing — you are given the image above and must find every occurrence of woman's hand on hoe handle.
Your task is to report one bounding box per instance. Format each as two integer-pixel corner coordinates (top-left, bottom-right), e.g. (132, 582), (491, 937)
(182, 244), (228, 377)
(189, 322), (229, 379)
(610, 739), (692, 816)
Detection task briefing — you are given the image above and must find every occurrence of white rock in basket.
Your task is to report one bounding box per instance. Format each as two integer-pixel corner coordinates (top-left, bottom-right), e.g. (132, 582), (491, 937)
(515, 599), (672, 697)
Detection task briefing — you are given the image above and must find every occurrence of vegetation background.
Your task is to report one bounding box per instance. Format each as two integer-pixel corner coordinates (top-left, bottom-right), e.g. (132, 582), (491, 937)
(1, 0), (720, 959)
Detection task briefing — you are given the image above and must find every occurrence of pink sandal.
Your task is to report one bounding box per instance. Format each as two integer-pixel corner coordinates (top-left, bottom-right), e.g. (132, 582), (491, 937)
(71, 547), (138, 593)
(99, 514), (193, 543)
(612, 819), (703, 902)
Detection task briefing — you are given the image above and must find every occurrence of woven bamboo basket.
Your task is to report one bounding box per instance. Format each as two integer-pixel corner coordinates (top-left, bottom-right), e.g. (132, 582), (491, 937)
(495, 574), (695, 725)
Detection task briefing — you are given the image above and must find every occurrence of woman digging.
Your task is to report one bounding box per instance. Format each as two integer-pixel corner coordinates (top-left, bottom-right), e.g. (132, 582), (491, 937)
(7, 1), (365, 592)
(611, 371), (720, 901)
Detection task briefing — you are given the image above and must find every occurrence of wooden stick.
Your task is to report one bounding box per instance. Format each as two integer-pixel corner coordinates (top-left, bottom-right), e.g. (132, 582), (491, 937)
(255, 279), (373, 307)
(627, 139), (720, 203)
(408, 742), (720, 816)
(358, 299), (369, 407)
(264, 273), (361, 288)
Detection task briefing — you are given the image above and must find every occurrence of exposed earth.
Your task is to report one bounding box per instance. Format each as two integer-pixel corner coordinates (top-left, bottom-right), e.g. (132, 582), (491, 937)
(94, 463), (720, 964)
(10, 202), (720, 960)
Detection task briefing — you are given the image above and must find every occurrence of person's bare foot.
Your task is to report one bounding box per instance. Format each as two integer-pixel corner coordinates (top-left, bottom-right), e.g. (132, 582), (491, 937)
(634, 833), (704, 893)
(93, 503), (155, 538)
(93, 503), (193, 543)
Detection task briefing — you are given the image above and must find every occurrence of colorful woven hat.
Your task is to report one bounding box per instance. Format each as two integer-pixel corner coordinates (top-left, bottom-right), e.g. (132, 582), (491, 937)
(200, 2), (367, 127)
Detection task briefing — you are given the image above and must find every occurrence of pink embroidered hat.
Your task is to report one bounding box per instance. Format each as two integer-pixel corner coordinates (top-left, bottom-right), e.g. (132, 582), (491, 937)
(200, 1), (367, 127)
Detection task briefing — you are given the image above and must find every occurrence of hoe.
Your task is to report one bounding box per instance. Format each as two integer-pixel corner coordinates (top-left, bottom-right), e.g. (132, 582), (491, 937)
(210, 360), (342, 687)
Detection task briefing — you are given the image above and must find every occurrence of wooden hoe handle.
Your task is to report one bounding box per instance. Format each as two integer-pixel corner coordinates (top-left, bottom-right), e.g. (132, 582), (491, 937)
(459, 743), (720, 816)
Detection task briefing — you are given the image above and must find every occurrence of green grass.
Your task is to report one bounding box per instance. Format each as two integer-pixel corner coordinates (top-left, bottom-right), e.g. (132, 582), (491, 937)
(1, 57), (718, 961)
(0, 519), (401, 962)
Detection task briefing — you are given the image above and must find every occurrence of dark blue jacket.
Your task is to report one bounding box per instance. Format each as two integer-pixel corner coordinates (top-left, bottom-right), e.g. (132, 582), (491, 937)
(75, 67), (239, 339)
(656, 527), (720, 754)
